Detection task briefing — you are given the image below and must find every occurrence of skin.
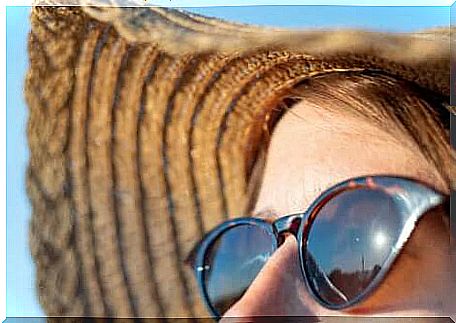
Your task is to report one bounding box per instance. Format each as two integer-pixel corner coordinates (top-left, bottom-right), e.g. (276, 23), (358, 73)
(220, 101), (455, 322)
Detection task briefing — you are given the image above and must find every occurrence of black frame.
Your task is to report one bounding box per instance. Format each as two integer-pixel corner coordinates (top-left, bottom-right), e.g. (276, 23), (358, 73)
(188, 175), (445, 319)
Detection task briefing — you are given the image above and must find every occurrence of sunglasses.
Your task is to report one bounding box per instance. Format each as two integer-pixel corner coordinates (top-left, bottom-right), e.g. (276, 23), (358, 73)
(186, 176), (446, 318)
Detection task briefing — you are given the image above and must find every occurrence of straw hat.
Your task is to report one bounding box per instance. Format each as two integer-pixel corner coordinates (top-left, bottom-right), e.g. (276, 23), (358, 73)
(26, 1), (451, 318)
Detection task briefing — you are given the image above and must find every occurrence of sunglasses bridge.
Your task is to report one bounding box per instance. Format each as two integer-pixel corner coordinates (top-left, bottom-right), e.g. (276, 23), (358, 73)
(273, 213), (303, 243)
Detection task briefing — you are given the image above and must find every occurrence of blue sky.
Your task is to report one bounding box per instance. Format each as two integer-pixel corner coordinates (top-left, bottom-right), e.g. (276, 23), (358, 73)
(6, 6), (36, 318)
(6, 4), (452, 317)
(187, 6), (450, 31)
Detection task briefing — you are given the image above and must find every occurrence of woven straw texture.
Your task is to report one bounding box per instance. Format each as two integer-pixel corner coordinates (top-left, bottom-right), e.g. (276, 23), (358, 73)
(25, 3), (450, 319)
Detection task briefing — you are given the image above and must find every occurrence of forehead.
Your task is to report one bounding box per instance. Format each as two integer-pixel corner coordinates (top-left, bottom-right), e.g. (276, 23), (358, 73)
(253, 100), (446, 216)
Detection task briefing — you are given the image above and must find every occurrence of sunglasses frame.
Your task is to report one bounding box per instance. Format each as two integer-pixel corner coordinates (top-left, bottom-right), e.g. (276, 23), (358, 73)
(189, 175), (445, 318)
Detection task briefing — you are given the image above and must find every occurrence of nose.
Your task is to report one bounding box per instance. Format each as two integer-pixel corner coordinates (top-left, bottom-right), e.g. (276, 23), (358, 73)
(220, 235), (336, 322)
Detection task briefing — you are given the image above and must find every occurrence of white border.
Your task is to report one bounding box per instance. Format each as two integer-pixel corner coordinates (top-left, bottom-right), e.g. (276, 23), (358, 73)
(4, 0), (455, 6)
(2, 0), (454, 322)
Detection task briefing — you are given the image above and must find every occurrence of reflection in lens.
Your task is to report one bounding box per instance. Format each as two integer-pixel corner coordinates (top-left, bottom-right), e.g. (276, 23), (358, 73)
(303, 188), (403, 307)
(203, 224), (276, 315)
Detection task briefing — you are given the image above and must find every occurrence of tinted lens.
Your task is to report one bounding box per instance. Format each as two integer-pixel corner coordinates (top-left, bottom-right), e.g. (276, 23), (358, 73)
(203, 224), (276, 315)
(303, 188), (403, 307)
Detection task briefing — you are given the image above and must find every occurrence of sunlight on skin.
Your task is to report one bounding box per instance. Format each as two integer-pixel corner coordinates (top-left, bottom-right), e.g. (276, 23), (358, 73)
(221, 101), (455, 321)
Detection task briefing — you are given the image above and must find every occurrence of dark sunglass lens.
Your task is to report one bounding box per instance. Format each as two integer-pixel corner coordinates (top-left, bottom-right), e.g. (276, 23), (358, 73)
(203, 224), (276, 315)
(304, 188), (403, 307)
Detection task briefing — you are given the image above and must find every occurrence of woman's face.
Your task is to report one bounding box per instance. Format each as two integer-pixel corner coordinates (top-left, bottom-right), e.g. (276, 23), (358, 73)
(221, 100), (455, 320)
